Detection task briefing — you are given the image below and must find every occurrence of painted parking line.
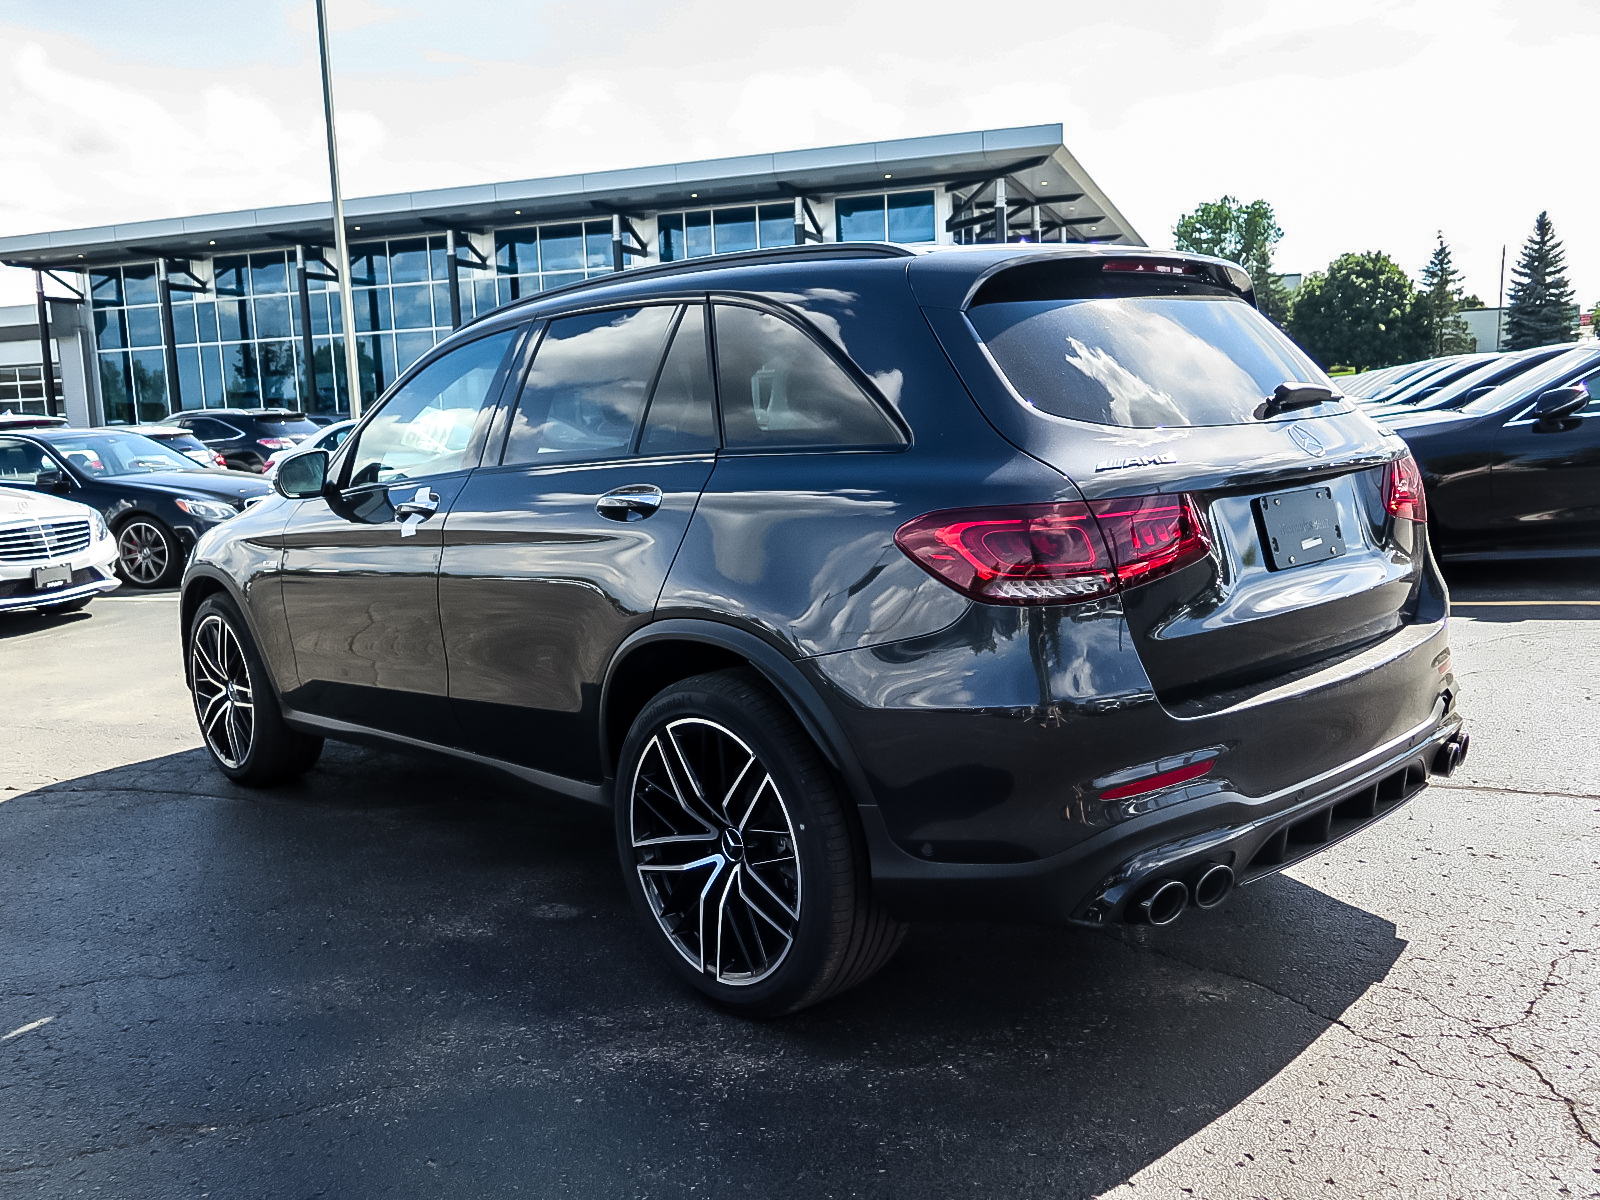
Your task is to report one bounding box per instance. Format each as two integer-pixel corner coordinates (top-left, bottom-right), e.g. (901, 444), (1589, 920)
(1451, 600), (1600, 607)
(2, 1016), (53, 1041)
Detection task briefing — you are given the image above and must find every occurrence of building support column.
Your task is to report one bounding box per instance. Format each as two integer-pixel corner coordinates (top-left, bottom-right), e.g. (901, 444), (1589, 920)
(611, 214), (626, 274)
(295, 246), (320, 409)
(33, 270), (59, 417)
(156, 260), (183, 414)
(794, 196), (806, 246)
(446, 230), (464, 329)
(993, 178), (1007, 244)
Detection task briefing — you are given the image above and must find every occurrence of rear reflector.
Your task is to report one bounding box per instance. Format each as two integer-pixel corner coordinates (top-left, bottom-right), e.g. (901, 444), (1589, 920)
(896, 493), (1211, 606)
(1100, 759), (1215, 800)
(1384, 453), (1427, 522)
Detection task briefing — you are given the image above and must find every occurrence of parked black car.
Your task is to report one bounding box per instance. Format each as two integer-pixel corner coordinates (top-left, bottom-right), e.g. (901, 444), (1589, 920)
(180, 243), (1466, 1014)
(160, 408), (321, 473)
(1380, 345), (1600, 557)
(1364, 346), (1569, 416)
(0, 428), (271, 586)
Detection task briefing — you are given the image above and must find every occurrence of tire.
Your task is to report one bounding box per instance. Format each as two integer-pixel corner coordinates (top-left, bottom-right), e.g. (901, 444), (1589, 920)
(38, 597), (91, 615)
(188, 594), (323, 786)
(615, 669), (905, 1016)
(115, 515), (181, 588)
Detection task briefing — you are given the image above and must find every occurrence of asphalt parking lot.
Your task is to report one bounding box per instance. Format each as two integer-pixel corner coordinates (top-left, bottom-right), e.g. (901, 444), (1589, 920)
(2, 564), (1596, 1199)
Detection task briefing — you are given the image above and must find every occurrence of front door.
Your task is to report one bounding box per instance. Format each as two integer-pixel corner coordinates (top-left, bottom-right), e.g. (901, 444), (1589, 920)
(1492, 365), (1600, 549)
(279, 325), (524, 742)
(441, 302), (716, 782)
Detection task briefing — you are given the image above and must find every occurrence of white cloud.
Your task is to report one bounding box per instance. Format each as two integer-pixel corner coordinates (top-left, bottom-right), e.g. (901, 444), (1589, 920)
(1, 0), (1597, 315)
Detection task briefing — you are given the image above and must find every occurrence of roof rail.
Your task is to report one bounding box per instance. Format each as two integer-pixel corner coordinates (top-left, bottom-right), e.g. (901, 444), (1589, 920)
(476, 241), (916, 325)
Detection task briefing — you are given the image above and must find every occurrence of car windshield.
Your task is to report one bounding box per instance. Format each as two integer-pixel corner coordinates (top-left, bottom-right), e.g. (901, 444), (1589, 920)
(48, 433), (204, 477)
(968, 294), (1338, 428)
(1457, 351), (1600, 416)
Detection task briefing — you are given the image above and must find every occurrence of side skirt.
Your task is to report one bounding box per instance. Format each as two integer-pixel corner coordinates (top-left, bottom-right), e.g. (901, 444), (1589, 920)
(281, 706), (611, 807)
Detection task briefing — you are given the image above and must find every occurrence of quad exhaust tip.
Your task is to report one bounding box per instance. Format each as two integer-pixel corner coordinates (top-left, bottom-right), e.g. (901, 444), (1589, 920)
(1431, 732), (1471, 778)
(1132, 879), (1188, 926)
(1191, 863), (1235, 909)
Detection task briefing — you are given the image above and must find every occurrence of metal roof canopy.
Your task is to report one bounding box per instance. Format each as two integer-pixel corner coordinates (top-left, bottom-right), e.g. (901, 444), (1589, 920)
(0, 125), (1141, 270)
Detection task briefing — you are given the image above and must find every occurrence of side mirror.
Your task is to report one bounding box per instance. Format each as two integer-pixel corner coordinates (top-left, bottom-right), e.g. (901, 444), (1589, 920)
(1533, 385), (1588, 423)
(35, 467), (70, 492)
(275, 450), (329, 499)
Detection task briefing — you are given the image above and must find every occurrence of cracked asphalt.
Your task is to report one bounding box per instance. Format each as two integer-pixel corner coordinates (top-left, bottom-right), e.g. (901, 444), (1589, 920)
(2, 561), (1596, 1199)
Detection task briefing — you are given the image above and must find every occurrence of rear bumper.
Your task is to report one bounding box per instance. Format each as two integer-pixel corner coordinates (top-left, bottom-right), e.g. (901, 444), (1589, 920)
(807, 576), (1460, 924)
(855, 705), (1461, 925)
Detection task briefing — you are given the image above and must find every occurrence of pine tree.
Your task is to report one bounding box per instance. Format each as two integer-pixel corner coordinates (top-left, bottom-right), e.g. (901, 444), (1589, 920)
(1416, 234), (1476, 356)
(1504, 212), (1577, 350)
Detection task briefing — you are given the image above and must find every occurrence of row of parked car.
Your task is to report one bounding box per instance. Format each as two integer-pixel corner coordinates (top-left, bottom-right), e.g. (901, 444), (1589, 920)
(1343, 343), (1600, 557)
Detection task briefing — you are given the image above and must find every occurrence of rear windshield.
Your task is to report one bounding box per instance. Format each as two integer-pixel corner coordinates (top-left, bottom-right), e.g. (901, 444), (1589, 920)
(967, 295), (1339, 428)
(255, 417), (320, 435)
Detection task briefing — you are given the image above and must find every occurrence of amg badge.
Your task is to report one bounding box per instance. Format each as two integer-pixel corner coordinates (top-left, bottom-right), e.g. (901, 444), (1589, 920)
(1095, 453), (1178, 473)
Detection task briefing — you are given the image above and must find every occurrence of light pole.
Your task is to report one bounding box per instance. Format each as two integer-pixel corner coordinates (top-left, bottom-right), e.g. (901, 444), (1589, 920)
(315, 0), (363, 418)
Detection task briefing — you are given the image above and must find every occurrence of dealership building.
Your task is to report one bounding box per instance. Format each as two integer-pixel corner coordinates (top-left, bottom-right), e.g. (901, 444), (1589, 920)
(0, 124), (1141, 427)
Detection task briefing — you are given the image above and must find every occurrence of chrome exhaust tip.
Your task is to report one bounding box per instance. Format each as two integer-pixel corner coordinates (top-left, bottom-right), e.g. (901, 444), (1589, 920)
(1131, 879), (1189, 926)
(1191, 863), (1235, 909)
(1432, 733), (1469, 778)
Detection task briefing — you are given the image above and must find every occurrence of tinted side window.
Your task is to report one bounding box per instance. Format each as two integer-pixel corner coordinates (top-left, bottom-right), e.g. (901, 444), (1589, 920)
(503, 306), (677, 466)
(712, 304), (899, 449)
(0, 438), (51, 483)
(345, 328), (516, 487)
(638, 305), (717, 456)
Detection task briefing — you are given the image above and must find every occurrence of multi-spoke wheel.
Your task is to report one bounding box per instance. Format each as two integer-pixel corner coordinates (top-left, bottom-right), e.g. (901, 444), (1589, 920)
(616, 670), (905, 1016)
(115, 517), (178, 587)
(187, 594), (323, 786)
(191, 611), (255, 769)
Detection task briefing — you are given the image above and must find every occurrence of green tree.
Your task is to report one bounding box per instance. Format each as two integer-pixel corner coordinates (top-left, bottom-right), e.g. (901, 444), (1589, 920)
(1288, 251), (1424, 371)
(1173, 196), (1291, 323)
(1504, 211), (1578, 349)
(1415, 233), (1476, 356)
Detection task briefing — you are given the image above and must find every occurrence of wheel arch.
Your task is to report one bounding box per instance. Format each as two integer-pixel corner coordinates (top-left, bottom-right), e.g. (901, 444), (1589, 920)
(179, 568), (286, 695)
(600, 620), (876, 814)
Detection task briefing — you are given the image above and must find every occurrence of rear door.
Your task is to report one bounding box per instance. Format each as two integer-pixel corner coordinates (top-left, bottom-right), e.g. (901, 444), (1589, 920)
(278, 326), (522, 741)
(439, 302), (716, 783)
(1491, 361), (1600, 546)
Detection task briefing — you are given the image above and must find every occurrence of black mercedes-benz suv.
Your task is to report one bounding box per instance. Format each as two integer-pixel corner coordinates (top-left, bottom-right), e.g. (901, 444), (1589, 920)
(180, 243), (1467, 1015)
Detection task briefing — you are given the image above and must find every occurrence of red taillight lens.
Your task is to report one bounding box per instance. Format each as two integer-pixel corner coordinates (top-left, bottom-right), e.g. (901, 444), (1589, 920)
(895, 502), (1118, 604)
(257, 437), (296, 449)
(1089, 494), (1212, 586)
(896, 494), (1212, 606)
(1384, 453), (1427, 523)
(1100, 759), (1214, 801)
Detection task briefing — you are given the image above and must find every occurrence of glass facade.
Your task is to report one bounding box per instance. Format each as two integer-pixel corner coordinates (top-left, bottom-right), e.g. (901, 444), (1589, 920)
(494, 220), (616, 304)
(90, 237), (495, 422)
(658, 204), (794, 262)
(78, 183), (970, 423)
(0, 364), (64, 417)
(835, 190), (936, 244)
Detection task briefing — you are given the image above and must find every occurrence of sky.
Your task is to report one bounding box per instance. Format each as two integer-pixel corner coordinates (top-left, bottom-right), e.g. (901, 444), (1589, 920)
(1, 0), (1596, 313)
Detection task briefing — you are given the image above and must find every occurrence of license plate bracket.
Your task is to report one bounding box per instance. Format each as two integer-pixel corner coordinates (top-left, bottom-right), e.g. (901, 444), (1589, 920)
(32, 564), (72, 590)
(1255, 486), (1346, 570)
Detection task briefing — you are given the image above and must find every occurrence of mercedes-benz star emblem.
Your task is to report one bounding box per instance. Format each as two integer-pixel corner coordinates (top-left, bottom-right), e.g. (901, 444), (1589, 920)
(1288, 425), (1327, 457)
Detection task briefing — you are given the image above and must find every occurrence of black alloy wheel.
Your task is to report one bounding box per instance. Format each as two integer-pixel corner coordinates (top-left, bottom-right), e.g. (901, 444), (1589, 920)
(616, 670), (905, 1016)
(188, 594), (323, 786)
(115, 516), (179, 588)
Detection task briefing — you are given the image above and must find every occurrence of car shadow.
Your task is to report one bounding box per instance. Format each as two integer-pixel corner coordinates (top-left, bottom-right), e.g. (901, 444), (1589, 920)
(0, 606), (95, 638)
(1443, 558), (1600, 622)
(1, 743), (1407, 1198)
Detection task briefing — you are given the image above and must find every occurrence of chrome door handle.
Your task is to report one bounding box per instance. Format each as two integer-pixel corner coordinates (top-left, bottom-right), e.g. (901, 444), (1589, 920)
(393, 486), (440, 519)
(596, 484), (663, 521)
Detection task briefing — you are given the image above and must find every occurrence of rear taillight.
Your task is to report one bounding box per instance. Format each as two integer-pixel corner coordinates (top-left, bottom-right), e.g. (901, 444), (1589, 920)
(213, 454), (228, 468)
(1102, 259), (1196, 276)
(895, 494), (1211, 606)
(1384, 453), (1427, 523)
(257, 437), (296, 449)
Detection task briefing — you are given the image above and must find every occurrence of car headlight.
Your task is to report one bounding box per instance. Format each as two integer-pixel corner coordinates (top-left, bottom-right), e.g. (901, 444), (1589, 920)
(90, 510), (110, 541)
(174, 497), (239, 522)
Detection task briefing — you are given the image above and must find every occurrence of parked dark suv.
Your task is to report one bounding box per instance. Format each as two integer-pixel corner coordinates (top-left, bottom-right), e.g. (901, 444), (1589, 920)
(161, 408), (321, 473)
(180, 244), (1467, 1015)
